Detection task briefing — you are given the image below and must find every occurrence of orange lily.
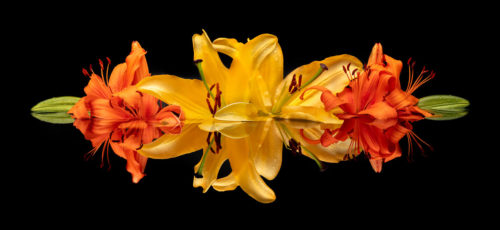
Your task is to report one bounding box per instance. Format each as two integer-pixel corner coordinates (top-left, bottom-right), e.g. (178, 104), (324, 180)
(68, 41), (183, 183)
(301, 43), (433, 172)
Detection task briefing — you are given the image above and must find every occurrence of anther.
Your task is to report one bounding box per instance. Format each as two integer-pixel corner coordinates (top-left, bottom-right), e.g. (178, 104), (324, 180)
(99, 59), (104, 70)
(288, 138), (302, 155)
(194, 59), (203, 64)
(320, 63), (328, 71)
(288, 74), (296, 93)
(136, 143), (144, 150)
(206, 98), (214, 114)
(352, 69), (358, 76)
(206, 132), (212, 143)
(82, 68), (90, 77)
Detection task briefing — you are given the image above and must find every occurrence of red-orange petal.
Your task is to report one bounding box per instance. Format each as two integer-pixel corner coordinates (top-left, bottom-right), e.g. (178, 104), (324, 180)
(68, 98), (90, 119)
(385, 123), (410, 144)
(84, 74), (112, 101)
(367, 43), (384, 67)
(385, 88), (419, 110)
(369, 158), (383, 173)
(359, 101), (398, 130)
(127, 41), (149, 86)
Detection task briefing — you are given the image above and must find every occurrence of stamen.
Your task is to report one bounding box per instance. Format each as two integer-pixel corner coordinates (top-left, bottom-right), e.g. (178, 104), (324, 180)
(406, 60), (435, 95)
(342, 63), (360, 82)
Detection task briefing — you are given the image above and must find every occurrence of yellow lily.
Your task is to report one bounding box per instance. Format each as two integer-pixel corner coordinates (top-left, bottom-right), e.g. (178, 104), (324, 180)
(136, 31), (282, 203)
(136, 31), (363, 203)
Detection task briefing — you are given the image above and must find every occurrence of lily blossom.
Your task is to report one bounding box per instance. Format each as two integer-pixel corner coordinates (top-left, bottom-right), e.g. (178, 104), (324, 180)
(300, 43), (433, 172)
(137, 31), (361, 202)
(68, 42), (184, 183)
(137, 31), (282, 203)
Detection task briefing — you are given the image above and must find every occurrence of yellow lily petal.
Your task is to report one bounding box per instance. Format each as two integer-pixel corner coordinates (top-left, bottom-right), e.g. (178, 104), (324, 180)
(194, 140), (229, 193)
(214, 102), (264, 121)
(212, 37), (242, 58)
(214, 35), (283, 110)
(225, 34), (281, 104)
(193, 30), (229, 94)
(212, 173), (238, 192)
(137, 123), (207, 159)
(249, 120), (283, 180)
(136, 75), (212, 121)
(243, 35), (283, 109)
(280, 105), (344, 124)
(273, 54), (363, 108)
(227, 137), (276, 203)
(198, 120), (256, 139)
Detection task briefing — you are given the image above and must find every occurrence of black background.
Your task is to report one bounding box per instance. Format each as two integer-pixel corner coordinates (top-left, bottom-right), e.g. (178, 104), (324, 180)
(9, 2), (493, 226)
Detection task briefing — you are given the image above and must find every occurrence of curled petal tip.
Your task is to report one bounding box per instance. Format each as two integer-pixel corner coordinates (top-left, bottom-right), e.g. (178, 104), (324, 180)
(368, 43), (384, 66)
(369, 159), (383, 173)
(131, 41), (142, 50)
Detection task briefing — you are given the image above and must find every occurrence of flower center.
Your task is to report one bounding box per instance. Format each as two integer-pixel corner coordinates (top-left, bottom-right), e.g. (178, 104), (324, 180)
(205, 83), (222, 117)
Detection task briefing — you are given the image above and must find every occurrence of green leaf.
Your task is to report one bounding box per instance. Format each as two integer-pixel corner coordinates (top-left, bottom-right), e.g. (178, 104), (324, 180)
(417, 95), (469, 121)
(31, 96), (80, 124)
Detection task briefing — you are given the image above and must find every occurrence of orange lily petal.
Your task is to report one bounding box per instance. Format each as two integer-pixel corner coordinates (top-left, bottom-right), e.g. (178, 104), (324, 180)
(359, 101), (398, 130)
(367, 43), (384, 67)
